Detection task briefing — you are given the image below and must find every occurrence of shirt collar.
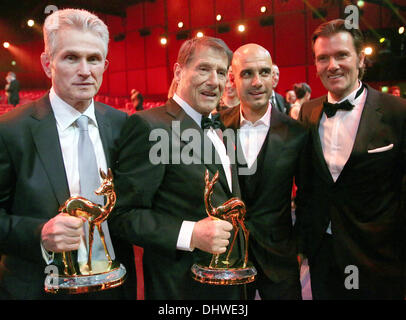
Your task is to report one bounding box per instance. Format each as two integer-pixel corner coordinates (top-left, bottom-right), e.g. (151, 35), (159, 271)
(240, 102), (272, 127)
(173, 93), (207, 128)
(49, 87), (98, 131)
(328, 80), (365, 105)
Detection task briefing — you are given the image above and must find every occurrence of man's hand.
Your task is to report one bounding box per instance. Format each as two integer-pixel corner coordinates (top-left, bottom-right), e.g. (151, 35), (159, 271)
(41, 213), (85, 252)
(190, 217), (233, 254)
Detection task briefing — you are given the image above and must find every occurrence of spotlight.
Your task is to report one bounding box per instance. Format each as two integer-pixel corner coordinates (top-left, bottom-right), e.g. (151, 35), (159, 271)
(216, 14), (222, 21)
(357, 0), (365, 7)
(27, 19), (35, 27)
(238, 24), (245, 32)
(399, 26), (405, 35)
(260, 6), (267, 13)
(178, 21), (183, 28)
(196, 32), (204, 38)
(364, 46), (373, 55)
(3, 42), (10, 48)
(379, 37), (386, 43)
(381, 86), (388, 93)
(160, 37), (167, 45)
(11, 60), (16, 66)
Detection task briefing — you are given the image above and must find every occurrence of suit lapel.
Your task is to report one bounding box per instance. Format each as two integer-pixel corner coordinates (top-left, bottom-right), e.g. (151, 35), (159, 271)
(338, 86), (384, 178)
(30, 95), (70, 207)
(310, 97), (335, 184)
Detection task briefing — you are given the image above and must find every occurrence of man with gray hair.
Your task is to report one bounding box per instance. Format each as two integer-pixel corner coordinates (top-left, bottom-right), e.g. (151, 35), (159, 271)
(0, 8), (136, 299)
(110, 36), (244, 299)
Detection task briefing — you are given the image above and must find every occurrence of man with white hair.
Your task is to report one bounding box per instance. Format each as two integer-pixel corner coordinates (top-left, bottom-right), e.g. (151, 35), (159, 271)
(0, 8), (136, 299)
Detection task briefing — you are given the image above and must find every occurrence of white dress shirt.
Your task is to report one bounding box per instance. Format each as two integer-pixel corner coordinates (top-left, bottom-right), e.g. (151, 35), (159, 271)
(319, 81), (367, 233)
(239, 102), (272, 169)
(41, 88), (108, 263)
(173, 94), (232, 251)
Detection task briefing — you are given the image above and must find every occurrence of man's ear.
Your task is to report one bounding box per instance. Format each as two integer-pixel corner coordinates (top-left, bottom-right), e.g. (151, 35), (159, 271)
(358, 51), (365, 70)
(104, 59), (109, 72)
(173, 62), (182, 83)
(40, 52), (52, 79)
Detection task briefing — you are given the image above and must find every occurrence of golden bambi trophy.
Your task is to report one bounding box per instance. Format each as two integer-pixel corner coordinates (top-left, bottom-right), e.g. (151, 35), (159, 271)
(44, 169), (126, 294)
(191, 170), (257, 285)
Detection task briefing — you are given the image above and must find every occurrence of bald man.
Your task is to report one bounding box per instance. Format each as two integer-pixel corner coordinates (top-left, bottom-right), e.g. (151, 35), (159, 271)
(220, 44), (308, 299)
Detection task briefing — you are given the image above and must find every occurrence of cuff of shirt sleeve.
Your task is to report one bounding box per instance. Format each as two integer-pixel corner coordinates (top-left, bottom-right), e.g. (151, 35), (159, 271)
(176, 221), (196, 252)
(40, 241), (54, 265)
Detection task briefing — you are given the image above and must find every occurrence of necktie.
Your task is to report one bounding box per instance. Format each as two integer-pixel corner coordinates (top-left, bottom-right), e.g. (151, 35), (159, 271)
(76, 115), (115, 263)
(323, 84), (365, 118)
(201, 113), (225, 130)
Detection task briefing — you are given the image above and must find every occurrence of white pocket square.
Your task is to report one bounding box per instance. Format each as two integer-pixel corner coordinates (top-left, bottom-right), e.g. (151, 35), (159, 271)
(368, 144), (394, 153)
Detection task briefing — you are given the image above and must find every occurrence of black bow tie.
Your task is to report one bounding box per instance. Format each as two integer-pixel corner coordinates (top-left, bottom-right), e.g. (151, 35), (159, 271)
(323, 83), (365, 118)
(323, 100), (354, 118)
(201, 114), (224, 130)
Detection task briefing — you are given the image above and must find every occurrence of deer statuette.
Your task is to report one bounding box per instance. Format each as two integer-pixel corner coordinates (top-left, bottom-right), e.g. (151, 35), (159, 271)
(60, 168), (116, 275)
(204, 169), (250, 268)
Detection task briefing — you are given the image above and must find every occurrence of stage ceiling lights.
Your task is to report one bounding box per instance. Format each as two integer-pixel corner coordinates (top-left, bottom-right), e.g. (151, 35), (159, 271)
(399, 26), (405, 35)
(3, 42), (10, 48)
(364, 46), (373, 55)
(178, 21), (184, 28)
(238, 24), (245, 32)
(196, 31), (204, 38)
(260, 6), (267, 13)
(160, 37), (167, 45)
(216, 14), (222, 22)
(357, 0), (365, 8)
(27, 19), (35, 27)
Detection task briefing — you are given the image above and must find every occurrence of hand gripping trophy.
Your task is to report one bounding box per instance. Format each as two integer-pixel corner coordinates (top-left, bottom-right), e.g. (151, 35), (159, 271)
(191, 170), (257, 285)
(44, 169), (126, 294)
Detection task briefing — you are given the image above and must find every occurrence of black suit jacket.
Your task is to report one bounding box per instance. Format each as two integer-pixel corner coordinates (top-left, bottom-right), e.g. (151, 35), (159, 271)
(110, 98), (243, 300)
(220, 105), (308, 283)
(0, 94), (137, 299)
(274, 92), (291, 116)
(298, 85), (406, 298)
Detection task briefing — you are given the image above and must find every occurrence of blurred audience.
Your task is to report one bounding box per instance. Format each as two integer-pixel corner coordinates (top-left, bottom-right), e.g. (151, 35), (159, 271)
(270, 64), (290, 115)
(5, 72), (20, 107)
(289, 82), (311, 120)
(215, 67), (240, 114)
(285, 89), (296, 104)
(130, 88), (144, 111)
(389, 86), (401, 97)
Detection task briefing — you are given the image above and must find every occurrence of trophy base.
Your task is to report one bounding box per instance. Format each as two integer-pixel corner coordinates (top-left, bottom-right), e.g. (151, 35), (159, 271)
(44, 262), (127, 294)
(191, 264), (257, 285)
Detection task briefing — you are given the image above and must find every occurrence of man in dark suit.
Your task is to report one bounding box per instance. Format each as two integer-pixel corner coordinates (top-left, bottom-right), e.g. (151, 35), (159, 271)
(0, 9), (136, 300)
(110, 37), (244, 300)
(270, 64), (290, 115)
(5, 72), (20, 106)
(298, 19), (406, 299)
(220, 44), (308, 299)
